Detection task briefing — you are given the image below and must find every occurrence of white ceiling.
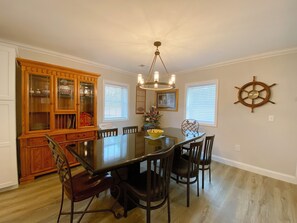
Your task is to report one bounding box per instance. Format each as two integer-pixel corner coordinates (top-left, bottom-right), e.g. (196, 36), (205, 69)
(0, 0), (297, 74)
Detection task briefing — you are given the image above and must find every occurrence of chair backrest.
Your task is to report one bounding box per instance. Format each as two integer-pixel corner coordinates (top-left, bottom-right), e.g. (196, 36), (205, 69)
(202, 135), (215, 164)
(45, 135), (74, 195)
(145, 146), (175, 202)
(181, 119), (199, 136)
(123, 126), (138, 135)
(97, 128), (118, 139)
(188, 141), (204, 174)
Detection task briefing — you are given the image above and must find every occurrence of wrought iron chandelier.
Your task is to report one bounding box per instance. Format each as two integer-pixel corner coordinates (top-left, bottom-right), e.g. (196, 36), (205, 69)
(137, 41), (176, 91)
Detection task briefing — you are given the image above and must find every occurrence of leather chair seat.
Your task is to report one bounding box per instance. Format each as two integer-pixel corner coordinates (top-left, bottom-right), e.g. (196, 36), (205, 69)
(64, 171), (113, 202)
(172, 158), (198, 178)
(124, 170), (165, 202)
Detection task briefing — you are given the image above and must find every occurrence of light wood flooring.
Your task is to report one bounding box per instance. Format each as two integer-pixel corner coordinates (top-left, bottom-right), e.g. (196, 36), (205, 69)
(0, 161), (297, 223)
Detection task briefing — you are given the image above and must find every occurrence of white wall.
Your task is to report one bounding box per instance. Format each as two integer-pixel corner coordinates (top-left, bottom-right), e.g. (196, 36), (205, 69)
(17, 47), (143, 134)
(16, 45), (297, 183)
(154, 51), (297, 183)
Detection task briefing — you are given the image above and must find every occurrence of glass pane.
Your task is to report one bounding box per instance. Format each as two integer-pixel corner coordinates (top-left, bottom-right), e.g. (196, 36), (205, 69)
(80, 82), (94, 126)
(28, 74), (50, 131)
(57, 78), (75, 110)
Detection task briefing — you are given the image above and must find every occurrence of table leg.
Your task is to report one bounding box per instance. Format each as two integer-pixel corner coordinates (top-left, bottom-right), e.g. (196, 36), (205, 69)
(111, 163), (140, 210)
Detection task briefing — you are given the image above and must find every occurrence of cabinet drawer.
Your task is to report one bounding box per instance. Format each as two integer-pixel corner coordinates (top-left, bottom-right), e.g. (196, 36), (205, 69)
(28, 137), (47, 146)
(67, 131), (95, 140)
(51, 134), (66, 142)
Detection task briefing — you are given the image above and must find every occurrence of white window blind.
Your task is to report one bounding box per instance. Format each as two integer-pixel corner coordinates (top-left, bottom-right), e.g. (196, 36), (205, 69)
(104, 83), (128, 121)
(186, 80), (218, 126)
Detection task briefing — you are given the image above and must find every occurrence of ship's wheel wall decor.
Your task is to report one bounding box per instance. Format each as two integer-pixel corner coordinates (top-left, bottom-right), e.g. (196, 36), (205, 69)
(234, 76), (276, 112)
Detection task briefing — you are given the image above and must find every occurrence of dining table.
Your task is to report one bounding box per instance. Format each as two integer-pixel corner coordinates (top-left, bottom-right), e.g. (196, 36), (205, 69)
(67, 127), (205, 209)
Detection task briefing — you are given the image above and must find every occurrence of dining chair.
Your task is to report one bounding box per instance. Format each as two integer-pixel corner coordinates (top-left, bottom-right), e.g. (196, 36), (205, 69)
(180, 119), (200, 153)
(97, 128), (118, 139)
(181, 119), (199, 136)
(199, 135), (215, 189)
(121, 146), (175, 223)
(171, 141), (203, 207)
(181, 135), (215, 189)
(45, 135), (121, 222)
(123, 126), (138, 134)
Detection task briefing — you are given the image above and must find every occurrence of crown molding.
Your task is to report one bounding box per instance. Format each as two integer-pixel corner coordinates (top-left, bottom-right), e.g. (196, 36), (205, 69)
(177, 47), (297, 74)
(1, 38), (296, 77)
(0, 38), (134, 76)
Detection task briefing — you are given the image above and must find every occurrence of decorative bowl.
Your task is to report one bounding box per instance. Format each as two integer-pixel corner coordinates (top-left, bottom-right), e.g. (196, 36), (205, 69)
(147, 129), (164, 139)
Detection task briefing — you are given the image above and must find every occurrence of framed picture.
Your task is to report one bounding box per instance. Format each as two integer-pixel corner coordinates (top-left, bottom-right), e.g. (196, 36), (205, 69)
(156, 89), (178, 111)
(136, 86), (146, 114)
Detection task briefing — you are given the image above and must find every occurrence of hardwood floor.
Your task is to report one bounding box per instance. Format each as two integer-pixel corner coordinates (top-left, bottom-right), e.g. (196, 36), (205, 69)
(0, 161), (296, 223)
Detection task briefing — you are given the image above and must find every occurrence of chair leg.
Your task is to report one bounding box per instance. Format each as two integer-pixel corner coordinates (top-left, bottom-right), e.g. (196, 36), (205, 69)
(77, 196), (95, 223)
(147, 201), (151, 223)
(187, 178), (190, 207)
(124, 188), (128, 218)
(209, 166), (211, 182)
(202, 166), (205, 189)
(167, 194), (171, 223)
(70, 200), (74, 223)
(58, 186), (65, 222)
(196, 175), (199, 197)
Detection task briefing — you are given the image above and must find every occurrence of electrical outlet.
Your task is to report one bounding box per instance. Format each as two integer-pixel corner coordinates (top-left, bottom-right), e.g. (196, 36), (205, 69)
(268, 115), (274, 122)
(234, 144), (241, 151)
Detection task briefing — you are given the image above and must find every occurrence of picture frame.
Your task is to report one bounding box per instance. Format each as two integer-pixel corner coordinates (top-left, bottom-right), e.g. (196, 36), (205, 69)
(156, 89), (178, 111)
(136, 86), (146, 114)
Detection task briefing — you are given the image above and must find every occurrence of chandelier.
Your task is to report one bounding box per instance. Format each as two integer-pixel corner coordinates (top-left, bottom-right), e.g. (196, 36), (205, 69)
(137, 41), (176, 91)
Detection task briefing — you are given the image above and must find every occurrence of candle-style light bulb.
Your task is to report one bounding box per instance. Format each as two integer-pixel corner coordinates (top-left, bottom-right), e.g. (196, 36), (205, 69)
(154, 83), (158, 88)
(138, 74), (143, 84)
(154, 71), (159, 82)
(171, 74), (176, 84)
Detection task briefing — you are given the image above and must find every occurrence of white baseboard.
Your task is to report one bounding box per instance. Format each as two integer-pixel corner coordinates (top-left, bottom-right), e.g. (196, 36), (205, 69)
(212, 155), (297, 185)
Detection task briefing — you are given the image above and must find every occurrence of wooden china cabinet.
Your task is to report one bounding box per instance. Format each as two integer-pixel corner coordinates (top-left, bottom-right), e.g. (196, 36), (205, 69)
(17, 58), (99, 183)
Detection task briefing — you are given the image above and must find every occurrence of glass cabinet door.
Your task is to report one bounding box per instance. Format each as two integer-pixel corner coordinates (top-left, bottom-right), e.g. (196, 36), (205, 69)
(79, 82), (95, 127)
(28, 74), (51, 131)
(57, 78), (75, 111)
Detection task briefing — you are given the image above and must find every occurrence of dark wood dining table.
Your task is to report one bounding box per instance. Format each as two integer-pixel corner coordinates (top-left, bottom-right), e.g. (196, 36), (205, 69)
(67, 127), (205, 209)
(67, 127), (205, 176)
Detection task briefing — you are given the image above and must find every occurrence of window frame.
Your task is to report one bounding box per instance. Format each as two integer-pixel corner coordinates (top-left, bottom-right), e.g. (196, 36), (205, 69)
(103, 80), (129, 122)
(185, 79), (219, 127)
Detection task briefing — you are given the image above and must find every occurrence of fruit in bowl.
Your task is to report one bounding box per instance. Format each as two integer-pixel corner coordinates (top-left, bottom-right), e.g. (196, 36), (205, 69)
(147, 129), (164, 138)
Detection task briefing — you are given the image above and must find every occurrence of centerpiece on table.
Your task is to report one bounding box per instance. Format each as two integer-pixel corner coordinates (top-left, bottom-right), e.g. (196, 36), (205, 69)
(143, 106), (162, 130)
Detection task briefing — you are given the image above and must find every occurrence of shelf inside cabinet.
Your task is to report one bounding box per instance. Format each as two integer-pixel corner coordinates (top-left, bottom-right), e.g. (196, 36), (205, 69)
(30, 93), (50, 97)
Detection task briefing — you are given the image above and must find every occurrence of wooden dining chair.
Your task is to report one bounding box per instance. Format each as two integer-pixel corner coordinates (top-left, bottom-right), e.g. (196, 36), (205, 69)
(171, 141), (203, 207)
(45, 135), (121, 222)
(121, 146), (175, 223)
(97, 128), (118, 139)
(200, 135), (215, 189)
(181, 135), (215, 189)
(123, 126), (138, 134)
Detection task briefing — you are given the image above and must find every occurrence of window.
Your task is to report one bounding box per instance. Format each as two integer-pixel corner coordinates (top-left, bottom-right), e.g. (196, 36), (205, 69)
(185, 80), (218, 126)
(104, 82), (128, 121)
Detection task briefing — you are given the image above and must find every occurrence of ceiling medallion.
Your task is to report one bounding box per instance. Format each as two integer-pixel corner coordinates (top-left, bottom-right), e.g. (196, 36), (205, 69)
(234, 76), (276, 112)
(137, 41), (176, 91)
